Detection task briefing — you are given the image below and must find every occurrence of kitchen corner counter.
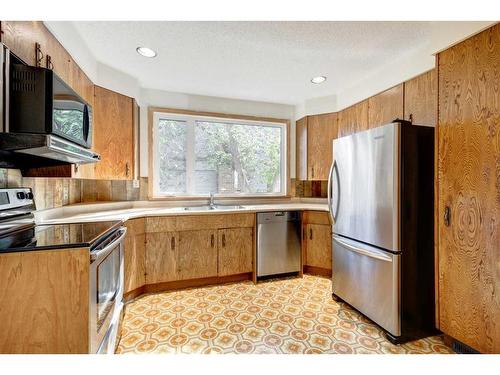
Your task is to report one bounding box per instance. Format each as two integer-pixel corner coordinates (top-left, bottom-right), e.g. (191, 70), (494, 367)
(35, 198), (329, 225)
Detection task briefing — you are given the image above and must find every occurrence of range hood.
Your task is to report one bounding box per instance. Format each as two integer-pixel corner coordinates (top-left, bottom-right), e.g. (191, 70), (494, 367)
(0, 133), (100, 164)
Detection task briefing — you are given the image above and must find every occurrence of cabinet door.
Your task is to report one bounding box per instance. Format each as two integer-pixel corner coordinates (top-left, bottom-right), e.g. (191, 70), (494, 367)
(307, 113), (337, 180)
(93, 86), (134, 180)
(178, 230), (218, 280)
(437, 25), (499, 354)
(124, 232), (145, 293)
(367, 84), (403, 128)
(295, 117), (308, 180)
(304, 224), (332, 271)
(218, 228), (253, 276)
(338, 100), (369, 137)
(404, 69), (437, 127)
(145, 232), (179, 284)
(1, 21), (70, 83)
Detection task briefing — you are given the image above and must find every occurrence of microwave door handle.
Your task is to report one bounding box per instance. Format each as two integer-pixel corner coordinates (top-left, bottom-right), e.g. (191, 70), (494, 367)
(332, 235), (392, 262)
(90, 227), (127, 262)
(327, 161), (335, 224)
(83, 105), (90, 144)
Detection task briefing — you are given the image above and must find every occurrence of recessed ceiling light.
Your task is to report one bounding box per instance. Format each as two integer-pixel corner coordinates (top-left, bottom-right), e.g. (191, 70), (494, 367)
(311, 76), (327, 84)
(136, 47), (157, 58)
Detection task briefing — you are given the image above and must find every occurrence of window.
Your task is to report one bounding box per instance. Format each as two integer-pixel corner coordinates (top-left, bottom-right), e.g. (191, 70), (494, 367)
(151, 111), (288, 197)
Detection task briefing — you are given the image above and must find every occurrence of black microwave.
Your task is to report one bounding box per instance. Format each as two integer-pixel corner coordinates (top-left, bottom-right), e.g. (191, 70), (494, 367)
(9, 64), (92, 149)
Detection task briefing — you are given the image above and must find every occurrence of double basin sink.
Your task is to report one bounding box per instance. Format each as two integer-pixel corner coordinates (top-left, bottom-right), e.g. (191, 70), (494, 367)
(182, 205), (245, 211)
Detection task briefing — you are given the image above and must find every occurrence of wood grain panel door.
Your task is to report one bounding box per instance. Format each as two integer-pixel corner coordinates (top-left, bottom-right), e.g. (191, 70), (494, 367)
(178, 230), (218, 280)
(93, 86), (134, 180)
(145, 232), (179, 284)
(404, 69), (437, 127)
(307, 113), (338, 180)
(304, 224), (332, 271)
(368, 84), (403, 128)
(437, 24), (499, 354)
(124, 219), (146, 293)
(218, 228), (253, 276)
(338, 100), (369, 137)
(0, 248), (89, 353)
(1, 21), (71, 83)
(296, 117), (308, 180)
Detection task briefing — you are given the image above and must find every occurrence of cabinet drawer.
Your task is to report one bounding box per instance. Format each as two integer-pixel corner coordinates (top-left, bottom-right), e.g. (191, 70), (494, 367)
(146, 217), (176, 233)
(302, 211), (330, 225)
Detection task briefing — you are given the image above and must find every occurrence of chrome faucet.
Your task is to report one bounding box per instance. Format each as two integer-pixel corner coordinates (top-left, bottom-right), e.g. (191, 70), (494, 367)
(209, 192), (216, 209)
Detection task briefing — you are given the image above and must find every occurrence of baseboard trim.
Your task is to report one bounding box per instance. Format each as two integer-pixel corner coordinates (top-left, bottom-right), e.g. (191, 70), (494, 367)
(123, 273), (253, 300)
(303, 265), (332, 277)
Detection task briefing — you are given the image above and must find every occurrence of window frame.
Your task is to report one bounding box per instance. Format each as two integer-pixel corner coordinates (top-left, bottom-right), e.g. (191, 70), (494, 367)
(148, 107), (290, 200)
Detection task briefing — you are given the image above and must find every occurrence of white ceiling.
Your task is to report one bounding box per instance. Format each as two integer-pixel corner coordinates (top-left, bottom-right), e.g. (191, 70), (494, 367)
(48, 21), (488, 105)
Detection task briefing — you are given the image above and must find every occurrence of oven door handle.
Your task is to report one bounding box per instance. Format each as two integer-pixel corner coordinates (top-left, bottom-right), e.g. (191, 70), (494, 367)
(90, 227), (127, 263)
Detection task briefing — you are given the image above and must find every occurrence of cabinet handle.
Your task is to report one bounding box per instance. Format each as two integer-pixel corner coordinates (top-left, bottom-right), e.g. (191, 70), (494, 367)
(171, 236), (175, 250)
(35, 42), (44, 67)
(222, 233), (226, 247)
(125, 162), (130, 177)
(211, 234), (214, 248)
(46, 54), (53, 70)
(444, 206), (451, 227)
(309, 228), (313, 240)
(311, 167), (315, 179)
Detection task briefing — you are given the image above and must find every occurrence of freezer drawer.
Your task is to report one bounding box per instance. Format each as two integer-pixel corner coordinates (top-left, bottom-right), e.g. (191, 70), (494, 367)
(257, 211), (301, 277)
(332, 235), (400, 336)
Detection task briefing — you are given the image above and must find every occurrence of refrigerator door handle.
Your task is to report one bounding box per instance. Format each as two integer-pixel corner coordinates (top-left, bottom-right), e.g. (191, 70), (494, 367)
(332, 235), (393, 262)
(327, 160), (335, 224)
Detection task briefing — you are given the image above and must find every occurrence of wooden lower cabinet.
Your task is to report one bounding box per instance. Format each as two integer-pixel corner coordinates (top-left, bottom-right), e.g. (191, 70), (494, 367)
(304, 224), (332, 273)
(145, 232), (179, 284)
(123, 219), (145, 293)
(178, 230), (218, 280)
(218, 227), (253, 276)
(0, 248), (89, 353)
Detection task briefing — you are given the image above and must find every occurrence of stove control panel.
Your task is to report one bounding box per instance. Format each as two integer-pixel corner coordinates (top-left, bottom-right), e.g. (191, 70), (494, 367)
(0, 188), (36, 213)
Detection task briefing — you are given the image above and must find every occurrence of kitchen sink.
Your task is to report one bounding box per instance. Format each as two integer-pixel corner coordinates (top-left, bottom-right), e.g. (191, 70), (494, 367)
(183, 205), (245, 211)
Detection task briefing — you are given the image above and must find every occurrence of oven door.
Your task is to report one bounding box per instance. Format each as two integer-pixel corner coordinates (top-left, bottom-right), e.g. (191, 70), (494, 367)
(52, 73), (93, 149)
(89, 227), (127, 354)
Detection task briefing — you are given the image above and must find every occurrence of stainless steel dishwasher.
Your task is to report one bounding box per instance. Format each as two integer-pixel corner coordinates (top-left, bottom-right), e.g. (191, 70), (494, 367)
(257, 211), (301, 278)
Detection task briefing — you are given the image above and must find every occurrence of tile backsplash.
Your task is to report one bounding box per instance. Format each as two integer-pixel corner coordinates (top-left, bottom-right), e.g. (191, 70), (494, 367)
(291, 179), (327, 198)
(0, 168), (148, 210)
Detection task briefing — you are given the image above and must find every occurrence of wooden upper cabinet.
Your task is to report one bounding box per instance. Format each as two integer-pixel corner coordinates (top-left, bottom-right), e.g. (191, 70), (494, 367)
(367, 84), (404, 128)
(437, 24), (499, 354)
(69, 58), (94, 106)
(296, 113), (337, 181)
(93, 86), (135, 180)
(404, 69), (437, 127)
(218, 227), (253, 276)
(337, 100), (369, 137)
(296, 117), (308, 180)
(1, 21), (70, 84)
(307, 113), (337, 180)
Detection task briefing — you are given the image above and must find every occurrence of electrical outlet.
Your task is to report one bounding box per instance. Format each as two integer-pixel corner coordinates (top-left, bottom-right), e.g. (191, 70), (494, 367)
(132, 179), (140, 189)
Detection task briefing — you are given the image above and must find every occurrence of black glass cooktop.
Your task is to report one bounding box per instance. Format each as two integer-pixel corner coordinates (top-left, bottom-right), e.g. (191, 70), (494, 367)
(0, 221), (122, 253)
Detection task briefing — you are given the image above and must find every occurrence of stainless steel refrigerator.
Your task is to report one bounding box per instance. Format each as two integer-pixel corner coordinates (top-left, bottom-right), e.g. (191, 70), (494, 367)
(328, 120), (436, 344)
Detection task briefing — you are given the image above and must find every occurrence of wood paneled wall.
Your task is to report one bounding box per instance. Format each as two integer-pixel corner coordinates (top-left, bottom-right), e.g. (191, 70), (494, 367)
(437, 24), (499, 354)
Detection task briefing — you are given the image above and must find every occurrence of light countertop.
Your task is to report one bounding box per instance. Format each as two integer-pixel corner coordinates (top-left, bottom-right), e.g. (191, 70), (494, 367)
(36, 198), (329, 224)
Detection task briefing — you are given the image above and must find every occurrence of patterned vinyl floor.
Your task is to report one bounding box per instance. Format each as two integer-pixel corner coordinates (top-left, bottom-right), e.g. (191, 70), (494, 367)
(116, 275), (453, 354)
